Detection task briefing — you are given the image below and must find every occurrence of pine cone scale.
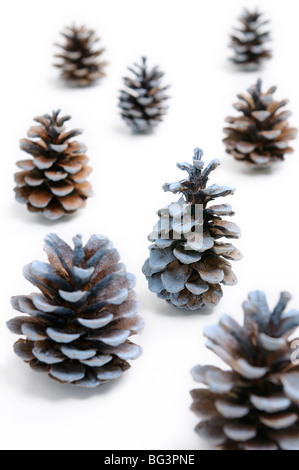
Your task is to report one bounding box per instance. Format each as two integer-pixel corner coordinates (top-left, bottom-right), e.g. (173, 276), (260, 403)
(230, 9), (271, 70)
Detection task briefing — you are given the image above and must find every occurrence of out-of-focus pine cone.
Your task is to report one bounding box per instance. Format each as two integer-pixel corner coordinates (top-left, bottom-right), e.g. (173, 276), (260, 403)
(230, 8), (272, 70)
(119, 56), (170, 132)
(7, 234), (144, 388)
(14, 110), (93, 220)
(224, 79), (297, 167)
(191, 291), (299, 450)
(142, 148), (242, 311)
(54, 25), (107, 86)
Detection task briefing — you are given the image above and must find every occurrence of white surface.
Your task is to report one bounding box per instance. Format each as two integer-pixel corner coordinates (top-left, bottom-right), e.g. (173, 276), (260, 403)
(1, 0), (299, 451)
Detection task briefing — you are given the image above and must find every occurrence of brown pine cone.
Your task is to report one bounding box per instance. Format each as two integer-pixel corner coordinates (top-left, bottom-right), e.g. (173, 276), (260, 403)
(224, 79), (297, 167)
(14, 110), (93, 220)
(143, 148), (242, 311)
(230, 8), (272, 70)
(7, 234), (144, 388)
(54, 25), (107, 87)
(191, 291), (299, 450)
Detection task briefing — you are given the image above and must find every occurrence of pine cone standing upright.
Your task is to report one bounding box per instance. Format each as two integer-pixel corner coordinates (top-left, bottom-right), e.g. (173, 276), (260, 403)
(14, 110), (93, 220)
(142, 148), (242, 311)
(224, 80), (297, 167)
(119, 56), (170, 132)
(7, 234), (144, 388)
(191, 291), (299, 450)
(230, 9), (272, 70)
(54, 25), (107, 86)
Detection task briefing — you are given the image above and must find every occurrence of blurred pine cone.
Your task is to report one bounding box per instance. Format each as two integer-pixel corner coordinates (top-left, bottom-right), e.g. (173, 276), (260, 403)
(119, 56), (169, 132)
(54, 25), (107, 86)
(224, 79), (297, 167)
(14, 110), (93, 220)
(230, 8), (272, 70)
(7, 234), (144, 388)
(191, 291), (299, 450)
(142, 148), (242, 311)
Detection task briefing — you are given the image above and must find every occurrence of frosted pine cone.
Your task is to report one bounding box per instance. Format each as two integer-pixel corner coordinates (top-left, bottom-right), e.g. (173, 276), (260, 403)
(7, 234), (144, 388)
(119, 56), (169, 132)
(230, 8), (272, 70)
(14, 110), (93, 220)
(142, 148), (242, 311)
(224, 80), (297, 167)
(191, 291), (299, 450)
(54, 25), (107, 86)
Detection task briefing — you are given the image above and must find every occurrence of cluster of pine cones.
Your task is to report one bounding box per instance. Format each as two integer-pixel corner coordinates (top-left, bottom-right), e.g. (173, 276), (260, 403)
(143, 148), (242, 310)
(5, 5), (299, 453)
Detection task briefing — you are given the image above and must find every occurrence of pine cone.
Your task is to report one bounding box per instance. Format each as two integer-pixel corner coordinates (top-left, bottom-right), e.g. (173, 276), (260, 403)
(14, 110), (93, 220)
(142, 148), (242, 311)
(224, 79), (297, 167)
(119, 56), (169, 132)
(191, 291), (299, 450)
(230, 8), (272, 70)
(54, 25), (107, 86)
(7, 234), (144, 388)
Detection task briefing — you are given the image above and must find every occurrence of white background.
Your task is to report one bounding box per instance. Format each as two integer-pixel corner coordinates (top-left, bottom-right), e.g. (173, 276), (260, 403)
(1, 0), (299, 451)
